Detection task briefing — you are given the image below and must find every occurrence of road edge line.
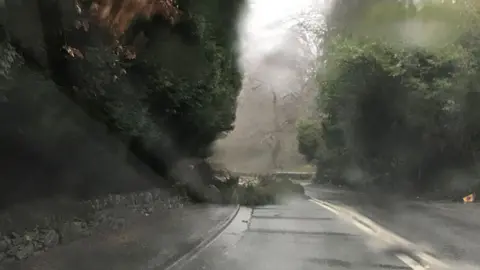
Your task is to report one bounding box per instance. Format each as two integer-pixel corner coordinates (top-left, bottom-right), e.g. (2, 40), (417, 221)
(396, 254), (426, 270)
(308, 196), (448, 270)
(162, 204), (241, 270)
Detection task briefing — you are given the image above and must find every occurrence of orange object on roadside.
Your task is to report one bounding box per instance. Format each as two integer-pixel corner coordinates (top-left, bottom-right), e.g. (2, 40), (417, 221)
(463, 193), (476, 203)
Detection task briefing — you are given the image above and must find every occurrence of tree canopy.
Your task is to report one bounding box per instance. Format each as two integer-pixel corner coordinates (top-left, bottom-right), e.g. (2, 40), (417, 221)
(297, 0), (480, 196)
(0, 0), (245, 203)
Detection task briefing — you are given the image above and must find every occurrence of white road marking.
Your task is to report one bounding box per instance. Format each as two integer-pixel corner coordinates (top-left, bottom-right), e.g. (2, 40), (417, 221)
(163, 206), (243, 270)
(397, 254), (428, 270)
(352, 219), (376, 235)
(308, 199), (339, 215)
(309, 197), (450, 270)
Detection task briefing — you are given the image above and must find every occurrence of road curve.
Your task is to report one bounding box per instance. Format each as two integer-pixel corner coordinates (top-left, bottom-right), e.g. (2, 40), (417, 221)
(306, 184), (480, 269)
(170, 198), (416, 270)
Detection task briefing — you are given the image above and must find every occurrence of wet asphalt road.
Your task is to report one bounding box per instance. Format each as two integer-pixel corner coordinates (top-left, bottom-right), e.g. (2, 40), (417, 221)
(306, 185), (480, 268)
(175, 198), (412, 270)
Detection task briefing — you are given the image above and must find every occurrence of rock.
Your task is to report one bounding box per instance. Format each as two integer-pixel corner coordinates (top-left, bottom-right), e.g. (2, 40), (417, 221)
(114, 194), (122, 205)
(60, 221), (85, 244)
(24, 231), (37, 242)
(0, 240), (8, 252)
(152, 189), (161, 200)
(214, 174), (229, 183)
(0, 252), (5, 262)
(43, 230), (59, 248)
(10, 235), (23, 246)
(32, 240), (43, 251)
(3, 237), (11, 246)
(92, 199), (101, 210)
(129, 194), (138, 206)
(15, 243), (34, 260)
(143, 192), (153, 204)
(143, 207), (153, 215)
(23, 235), (32, 242)
(166, 198), (174, 209)
(101, 198), (109, 208)
(94, 211), (108, 224)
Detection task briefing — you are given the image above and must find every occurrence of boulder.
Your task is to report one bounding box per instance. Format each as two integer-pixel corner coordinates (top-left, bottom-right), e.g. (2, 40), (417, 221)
(43, 229), (59, 248)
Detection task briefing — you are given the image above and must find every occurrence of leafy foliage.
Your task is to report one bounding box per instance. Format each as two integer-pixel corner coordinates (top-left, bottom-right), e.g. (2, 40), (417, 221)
(0, 0), (244, 203)
(299, 1), (480, 194)
(296, 118), (322, 162)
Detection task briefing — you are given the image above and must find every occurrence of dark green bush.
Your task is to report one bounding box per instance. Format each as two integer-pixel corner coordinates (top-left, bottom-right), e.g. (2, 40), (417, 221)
(296, 119), (322, 162)
(0, 0), (246, 204)
(299, 1), (480, 194)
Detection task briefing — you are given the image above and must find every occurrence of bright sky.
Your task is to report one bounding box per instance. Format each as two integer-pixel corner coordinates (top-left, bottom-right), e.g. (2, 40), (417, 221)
(245, 0), (314, 30)
(239, 0), (320, 68)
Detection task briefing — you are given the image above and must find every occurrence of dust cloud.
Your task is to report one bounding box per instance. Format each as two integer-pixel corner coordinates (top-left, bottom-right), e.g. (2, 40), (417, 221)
(211, 0), (325, 173)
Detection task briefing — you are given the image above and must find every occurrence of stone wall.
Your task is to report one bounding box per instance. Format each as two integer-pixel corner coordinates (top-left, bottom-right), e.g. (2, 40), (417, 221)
(0, 188), (190, 264)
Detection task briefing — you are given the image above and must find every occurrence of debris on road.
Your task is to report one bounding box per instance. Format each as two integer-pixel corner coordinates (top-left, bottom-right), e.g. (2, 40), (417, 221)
(463, 193), (476, 203)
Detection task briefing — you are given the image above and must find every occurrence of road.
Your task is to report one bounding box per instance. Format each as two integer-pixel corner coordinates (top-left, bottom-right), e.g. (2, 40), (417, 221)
(171, 197), (420, 270)
(8, 183), (477, 270)
(306, 185), (480, 269)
